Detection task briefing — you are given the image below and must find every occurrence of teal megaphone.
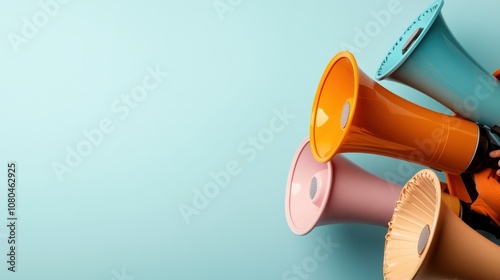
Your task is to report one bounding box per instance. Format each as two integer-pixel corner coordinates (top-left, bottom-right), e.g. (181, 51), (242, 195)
(376, 0), (500, 142)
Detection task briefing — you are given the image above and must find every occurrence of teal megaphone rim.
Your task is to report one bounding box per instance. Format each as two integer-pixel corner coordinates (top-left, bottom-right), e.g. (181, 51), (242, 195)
(376, 0), (444, 80)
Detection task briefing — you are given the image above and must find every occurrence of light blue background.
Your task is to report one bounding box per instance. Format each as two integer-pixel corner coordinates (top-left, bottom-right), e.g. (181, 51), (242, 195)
(0, 0), (499, 279)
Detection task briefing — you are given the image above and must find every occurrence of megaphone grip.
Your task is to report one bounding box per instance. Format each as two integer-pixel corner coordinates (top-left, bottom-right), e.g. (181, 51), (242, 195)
(464, 127), (500, 173)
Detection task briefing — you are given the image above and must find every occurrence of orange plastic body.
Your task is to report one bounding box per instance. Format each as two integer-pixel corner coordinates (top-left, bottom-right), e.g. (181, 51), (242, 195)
(444, 172), (473, 203)
(310, 51), (479, 174)
(468, 70), (500, 226)
(472, 168), (500, 226)
(441, 192), (462, 217)
(445, 71), (500, 210)
(493, 68), (500, 80)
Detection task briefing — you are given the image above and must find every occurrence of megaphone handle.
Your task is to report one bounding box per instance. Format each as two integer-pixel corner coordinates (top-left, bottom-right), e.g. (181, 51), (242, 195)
(484, 128), (500, 169)
(489, 125), (500, 146)
(460, 65), (500, 200)
(466, 126), (500, 173)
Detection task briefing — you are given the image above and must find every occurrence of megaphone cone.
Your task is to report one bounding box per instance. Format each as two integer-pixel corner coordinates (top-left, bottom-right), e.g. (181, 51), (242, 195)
(285, 139), (500, 237)
(376, 0), (500, 142)
(285, 138), (402, 235)
(310, 51), (497, 174)
(384, 169), (500, 280)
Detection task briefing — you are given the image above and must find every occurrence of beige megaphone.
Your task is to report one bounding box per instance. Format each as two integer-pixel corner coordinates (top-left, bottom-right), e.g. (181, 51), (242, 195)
(384, 169), (500, 279)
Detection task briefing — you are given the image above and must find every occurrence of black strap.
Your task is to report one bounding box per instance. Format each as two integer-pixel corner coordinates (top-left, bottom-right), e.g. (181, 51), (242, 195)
(461, 200), (500, 239)
(460, 173), (478, 202)
(491, 125), (500, 137)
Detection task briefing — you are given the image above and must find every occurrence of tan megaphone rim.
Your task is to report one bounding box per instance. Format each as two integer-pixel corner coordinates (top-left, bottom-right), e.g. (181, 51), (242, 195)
(383, 169), (442, 279)
(310, 51), (359, 163)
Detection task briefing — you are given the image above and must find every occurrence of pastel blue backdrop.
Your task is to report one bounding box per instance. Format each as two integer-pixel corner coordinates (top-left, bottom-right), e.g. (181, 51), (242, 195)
(0, 0), (499, 279)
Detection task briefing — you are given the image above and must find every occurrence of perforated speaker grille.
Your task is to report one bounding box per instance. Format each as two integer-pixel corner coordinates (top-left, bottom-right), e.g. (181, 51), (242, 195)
(417, 224), (430, 255)
(309, 177), (318, 200)
(341, 101), (350, 129)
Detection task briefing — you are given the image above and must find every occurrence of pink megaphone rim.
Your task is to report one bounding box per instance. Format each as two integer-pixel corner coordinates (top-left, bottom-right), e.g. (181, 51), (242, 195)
(285, 138), (333, 235)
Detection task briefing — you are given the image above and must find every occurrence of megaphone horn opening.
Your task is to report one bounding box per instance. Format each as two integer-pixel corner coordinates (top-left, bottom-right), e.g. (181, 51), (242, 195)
(384, 169), (442, 279)
(310, 51), (359, 163)
(285, 139), (333, 235)
(385, 169), (500, 279)
(376, 0), (444, 80)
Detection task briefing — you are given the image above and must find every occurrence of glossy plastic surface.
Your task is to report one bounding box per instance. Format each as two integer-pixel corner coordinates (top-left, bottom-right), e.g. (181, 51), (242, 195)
(472, 168), (500, 226)
(376, 0), (444, 80)
(285, 139), (463, 236)
(285, 138), (403, 235)
(376, 0), (500, 130)
(285, 138), (333, 235)
(310, 51), (479, 174)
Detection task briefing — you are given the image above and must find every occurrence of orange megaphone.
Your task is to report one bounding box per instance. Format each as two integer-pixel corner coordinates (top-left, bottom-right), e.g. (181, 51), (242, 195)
(309, 51), (498, 174)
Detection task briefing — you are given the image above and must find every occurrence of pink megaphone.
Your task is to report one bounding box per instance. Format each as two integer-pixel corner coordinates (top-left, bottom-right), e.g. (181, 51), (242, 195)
(285, 138), (403, 236)
(284, 138), (491, 236)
